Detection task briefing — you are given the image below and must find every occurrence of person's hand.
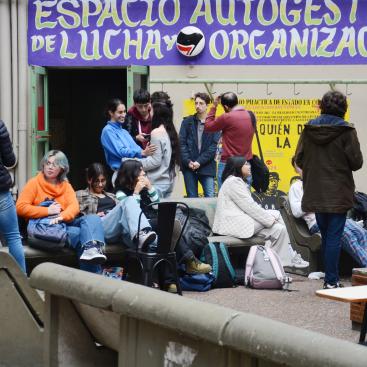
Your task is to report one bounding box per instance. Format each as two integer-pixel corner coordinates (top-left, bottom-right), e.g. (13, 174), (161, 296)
(142, 143), (157, 156)
(49, 216), (63, 225)
(188, 161), (195, 170)
(48, 202), (61, 216)
(192, 161), (200, 170)
(136, 134), (147, 144)
(213, 95), (221, 107)
(134, 178), (146, 194)
(97, 211), (105, 217)
(140, 175), (152, 190)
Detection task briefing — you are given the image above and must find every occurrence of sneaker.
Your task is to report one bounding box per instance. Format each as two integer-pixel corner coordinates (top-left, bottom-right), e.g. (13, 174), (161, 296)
(166, 283), (178, 293)
(185, 257), (212, 274)
(136, 228), (157, 251)
(323, 282), (344, 289)
(80, 241), (106, 264)
(290, 253), (309, 268)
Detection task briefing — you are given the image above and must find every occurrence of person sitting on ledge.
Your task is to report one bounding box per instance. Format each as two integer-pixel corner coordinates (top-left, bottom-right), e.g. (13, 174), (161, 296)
(16, 150), (106, 273)
(76, 162), (157, 252)
(213, 156), (309, 269)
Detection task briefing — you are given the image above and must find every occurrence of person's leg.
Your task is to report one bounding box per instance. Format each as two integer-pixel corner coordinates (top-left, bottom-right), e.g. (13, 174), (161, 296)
(154, 184), (172, 199)
(67, 214), (106, 273)
(317, 213), (346, 285)
(182, 169), (199, 198)
(217, 161), (226, 190)
(0, 191), (26, 273)
(341, 219), (367, 267)
(198, 175), (215, 198)
(102, 197), (154, 249)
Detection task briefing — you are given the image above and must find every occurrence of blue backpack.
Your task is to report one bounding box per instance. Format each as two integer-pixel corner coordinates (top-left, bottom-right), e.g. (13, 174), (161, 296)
(201, 243), (236, 288)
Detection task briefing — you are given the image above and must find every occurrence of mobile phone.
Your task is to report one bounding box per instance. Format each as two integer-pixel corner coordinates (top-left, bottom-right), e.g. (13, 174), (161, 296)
(143, 133), (151, 141)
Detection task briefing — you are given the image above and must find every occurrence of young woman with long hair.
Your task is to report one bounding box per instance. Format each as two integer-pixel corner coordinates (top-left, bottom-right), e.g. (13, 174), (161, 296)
(76, 162), (156, 251)
(213, 156), (309, 269)
(137, 100), (180, 198)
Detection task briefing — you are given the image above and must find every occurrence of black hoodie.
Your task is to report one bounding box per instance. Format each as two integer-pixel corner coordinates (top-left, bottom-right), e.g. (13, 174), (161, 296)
(295, 114), (363, 213)
(0, 120), (16, 192)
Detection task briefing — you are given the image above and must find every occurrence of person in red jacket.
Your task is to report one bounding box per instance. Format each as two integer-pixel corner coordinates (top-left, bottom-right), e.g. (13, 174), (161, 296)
(204, 92), (255, 189)
(16, 150), (106, 273)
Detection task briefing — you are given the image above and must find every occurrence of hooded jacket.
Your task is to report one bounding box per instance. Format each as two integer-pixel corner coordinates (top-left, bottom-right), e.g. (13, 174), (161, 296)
(0, 120), (16, 192)
(295, 114), (363, 213)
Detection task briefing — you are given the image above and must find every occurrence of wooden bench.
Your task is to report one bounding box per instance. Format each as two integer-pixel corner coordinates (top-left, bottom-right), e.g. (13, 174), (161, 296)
(316, 285), (367, 345)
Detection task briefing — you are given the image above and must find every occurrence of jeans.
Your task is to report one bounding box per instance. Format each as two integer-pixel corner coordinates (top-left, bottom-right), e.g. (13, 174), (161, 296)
(182, 170), (215, 198)
(217, 161), (226, 190)
(66, 214), (105, 273)
(315, 212), (347, 285)
(154, 183), (173, 198)
(101, 196), (151, 248)
(0, 191), (26, 273)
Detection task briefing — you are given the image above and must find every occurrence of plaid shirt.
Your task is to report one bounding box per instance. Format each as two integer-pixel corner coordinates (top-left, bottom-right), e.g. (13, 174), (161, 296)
(342, 219), (367, 267)
(75, 188), (118, 215)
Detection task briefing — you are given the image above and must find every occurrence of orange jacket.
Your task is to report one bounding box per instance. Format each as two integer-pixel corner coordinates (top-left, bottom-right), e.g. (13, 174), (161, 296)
(16, 172), (79, 222)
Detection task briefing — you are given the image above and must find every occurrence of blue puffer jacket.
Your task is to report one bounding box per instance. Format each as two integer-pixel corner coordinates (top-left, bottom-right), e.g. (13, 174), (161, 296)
(0, 120), (16, 192)
(179, 115), (221, 177)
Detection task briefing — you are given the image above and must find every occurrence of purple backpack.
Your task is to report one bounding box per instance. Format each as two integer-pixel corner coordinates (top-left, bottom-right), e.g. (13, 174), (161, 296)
(245, 245), (291, 290)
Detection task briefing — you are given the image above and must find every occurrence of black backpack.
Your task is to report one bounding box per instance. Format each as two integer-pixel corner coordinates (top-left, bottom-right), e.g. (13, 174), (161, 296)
(201, 243), (236, 288)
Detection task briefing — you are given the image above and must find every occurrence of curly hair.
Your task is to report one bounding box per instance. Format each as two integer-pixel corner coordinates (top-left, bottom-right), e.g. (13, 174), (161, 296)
(151, 101), (180, 172)
(319, 91), (347, 118)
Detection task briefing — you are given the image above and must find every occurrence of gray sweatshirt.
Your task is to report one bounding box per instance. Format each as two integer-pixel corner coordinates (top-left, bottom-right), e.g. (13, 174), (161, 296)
(141, 130), (173, 186)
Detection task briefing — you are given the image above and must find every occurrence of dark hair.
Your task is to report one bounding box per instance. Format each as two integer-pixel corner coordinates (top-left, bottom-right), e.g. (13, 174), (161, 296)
(319, 91), (347, 118)
(115, 159), (143, 193)
(86, 163), (108, 187)
(291, 156), (296, 169)
(194, 92), (210, 105)
(151, 91), (171, 104)
(221, 156), (247, 183)
(221, 92), (238, 109)
(151, 101), (180, 172)
(105, 98), (124, 119)
(133, 89), (150, 104)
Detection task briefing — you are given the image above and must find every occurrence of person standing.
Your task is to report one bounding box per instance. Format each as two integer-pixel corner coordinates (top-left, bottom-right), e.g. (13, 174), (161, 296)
(0, 120), (26, 273)
(204, 92), (255, 189)
(295, 90), (363, 289)
(124, 89), (152, 149)
(179, 93), (220, 197)
(100, 98), (156, 183)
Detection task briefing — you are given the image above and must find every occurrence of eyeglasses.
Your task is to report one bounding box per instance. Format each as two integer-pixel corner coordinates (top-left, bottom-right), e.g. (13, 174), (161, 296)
(93, 179), (106, 185)
(45, 161), (59, 168)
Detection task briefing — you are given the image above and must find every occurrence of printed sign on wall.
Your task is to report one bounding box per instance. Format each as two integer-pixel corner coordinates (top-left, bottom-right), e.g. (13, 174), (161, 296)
(29, 0), (367, 66)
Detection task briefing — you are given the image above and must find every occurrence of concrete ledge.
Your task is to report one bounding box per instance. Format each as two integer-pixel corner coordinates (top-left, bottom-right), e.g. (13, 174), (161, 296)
(30, 263), (367, 367)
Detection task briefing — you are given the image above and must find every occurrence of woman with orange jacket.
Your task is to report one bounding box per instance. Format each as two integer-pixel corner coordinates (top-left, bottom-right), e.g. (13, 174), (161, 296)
(16, 150), (106, 273)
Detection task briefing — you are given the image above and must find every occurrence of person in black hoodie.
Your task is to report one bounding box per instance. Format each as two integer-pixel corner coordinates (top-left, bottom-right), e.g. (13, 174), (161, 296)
(295, 91), (363, 289)
(0, 120), (26, 273)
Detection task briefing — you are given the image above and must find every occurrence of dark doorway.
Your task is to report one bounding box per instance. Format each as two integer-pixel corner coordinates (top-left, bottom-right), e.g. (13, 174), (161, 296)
(48, 69), (127, 190)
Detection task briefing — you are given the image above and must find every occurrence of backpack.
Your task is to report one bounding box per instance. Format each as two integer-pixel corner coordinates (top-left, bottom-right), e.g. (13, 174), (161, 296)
(353, 191), (367, 222)
(179, 271), (215, 292)
(201, 242), (236, 288)
(245, 245), (291, 290)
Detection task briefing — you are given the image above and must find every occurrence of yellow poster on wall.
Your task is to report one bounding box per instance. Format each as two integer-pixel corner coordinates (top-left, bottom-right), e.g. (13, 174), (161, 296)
(183, 98), (349, 202)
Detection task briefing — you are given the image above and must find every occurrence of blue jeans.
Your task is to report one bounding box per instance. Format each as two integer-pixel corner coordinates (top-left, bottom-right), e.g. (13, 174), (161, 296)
(182, 170), (215, 198)
(0, 191), (26, 273)
(101, 196), (151, 248)
(315, 212), (347, 285)
(217, 161), (226, 190)
(66, 214), (105, 273)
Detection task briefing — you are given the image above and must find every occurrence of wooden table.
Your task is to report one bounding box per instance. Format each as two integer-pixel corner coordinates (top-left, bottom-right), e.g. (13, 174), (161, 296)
(316, 285), (367, 345)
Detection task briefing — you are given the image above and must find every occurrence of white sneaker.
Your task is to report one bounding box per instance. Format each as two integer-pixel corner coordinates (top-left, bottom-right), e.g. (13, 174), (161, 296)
(80, 241), (107, 264)
(291, 253), (309, 268)
(137, 229), (157, 251)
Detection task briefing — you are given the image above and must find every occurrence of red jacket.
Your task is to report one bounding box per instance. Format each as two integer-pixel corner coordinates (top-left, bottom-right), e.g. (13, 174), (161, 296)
(204, 105), (254, 162)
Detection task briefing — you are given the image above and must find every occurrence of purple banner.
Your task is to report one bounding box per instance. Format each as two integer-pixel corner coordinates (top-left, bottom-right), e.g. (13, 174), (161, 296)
(28, 0), (367, 66)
